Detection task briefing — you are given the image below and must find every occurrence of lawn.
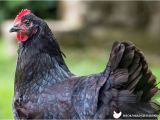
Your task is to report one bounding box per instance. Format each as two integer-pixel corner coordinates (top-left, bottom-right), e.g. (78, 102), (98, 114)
(0, 40), (160, 119)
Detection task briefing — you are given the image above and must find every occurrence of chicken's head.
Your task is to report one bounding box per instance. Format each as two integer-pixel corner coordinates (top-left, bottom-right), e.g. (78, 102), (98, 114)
(10, 9), (38, 42)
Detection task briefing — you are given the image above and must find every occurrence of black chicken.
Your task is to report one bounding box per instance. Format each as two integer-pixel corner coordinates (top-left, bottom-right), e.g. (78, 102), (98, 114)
(10, 9), (160, 119)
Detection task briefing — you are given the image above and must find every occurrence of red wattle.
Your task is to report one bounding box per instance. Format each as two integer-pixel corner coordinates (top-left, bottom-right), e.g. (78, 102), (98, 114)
(16, 32), (28, 42)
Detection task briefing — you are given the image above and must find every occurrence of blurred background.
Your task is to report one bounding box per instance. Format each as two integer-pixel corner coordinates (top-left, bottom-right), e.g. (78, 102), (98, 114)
(0, 1), (160, 119)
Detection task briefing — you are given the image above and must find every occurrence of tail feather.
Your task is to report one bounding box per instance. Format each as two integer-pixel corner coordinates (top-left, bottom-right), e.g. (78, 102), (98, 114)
(108, 41), (125, 70)
(102, 41), (160, 117)
(119, 44), (135, 68)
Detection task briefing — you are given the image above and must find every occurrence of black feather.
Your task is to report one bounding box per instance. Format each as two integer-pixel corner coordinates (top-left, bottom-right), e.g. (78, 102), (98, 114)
(12, 13), (160, 119)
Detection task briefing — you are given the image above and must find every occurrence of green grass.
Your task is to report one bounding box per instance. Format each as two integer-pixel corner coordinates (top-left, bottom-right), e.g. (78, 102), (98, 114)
(0, 40), (160, 119)
(0, 40), (15, 119)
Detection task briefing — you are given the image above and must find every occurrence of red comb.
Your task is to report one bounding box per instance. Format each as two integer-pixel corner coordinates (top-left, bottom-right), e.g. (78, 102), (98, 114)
(14, 9), (31, 24)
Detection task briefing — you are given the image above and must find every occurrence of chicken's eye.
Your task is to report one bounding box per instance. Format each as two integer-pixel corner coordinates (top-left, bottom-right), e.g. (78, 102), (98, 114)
(25, 21), (30, 26)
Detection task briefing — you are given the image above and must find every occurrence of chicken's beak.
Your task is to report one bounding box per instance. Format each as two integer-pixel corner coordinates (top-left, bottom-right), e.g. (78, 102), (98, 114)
(10, 25), (20, 32)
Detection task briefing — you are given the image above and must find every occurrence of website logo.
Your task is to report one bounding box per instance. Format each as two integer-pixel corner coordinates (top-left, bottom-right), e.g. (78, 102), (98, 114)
(113, 110), (122, 119)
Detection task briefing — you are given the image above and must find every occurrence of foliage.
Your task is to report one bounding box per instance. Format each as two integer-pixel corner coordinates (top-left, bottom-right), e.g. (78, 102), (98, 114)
(0, 1), (58, 24)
